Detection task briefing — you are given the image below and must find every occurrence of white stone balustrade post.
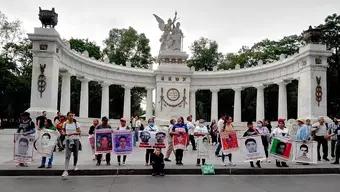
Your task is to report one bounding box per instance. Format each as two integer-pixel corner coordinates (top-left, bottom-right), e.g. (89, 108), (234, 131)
(60, 72), (71, 115)
(278, 80), (288, 119)
(256, 85), (265, 121)
(123, 85), (133, 120)
(78, 77), (89, 118)
(190, 88), (197, 121)
(146, 87), (154, 120)
(210, 88), (220, 122)
(233, 87), (242, 122)
(101, 82), (110, 118)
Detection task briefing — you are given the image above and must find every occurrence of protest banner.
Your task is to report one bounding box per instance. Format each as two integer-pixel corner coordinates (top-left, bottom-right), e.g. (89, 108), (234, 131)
(14, 133), (35, 163)
(113, 130), (133, 155)
(240, 136), (266, 162)
(95, 129), (113, 154)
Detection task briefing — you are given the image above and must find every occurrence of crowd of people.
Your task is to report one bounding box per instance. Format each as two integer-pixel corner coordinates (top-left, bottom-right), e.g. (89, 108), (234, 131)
(15, 110), (340, 177)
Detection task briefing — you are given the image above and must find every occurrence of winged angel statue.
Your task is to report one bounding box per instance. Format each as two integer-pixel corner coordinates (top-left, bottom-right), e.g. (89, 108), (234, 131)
(153, 12), (183, 52)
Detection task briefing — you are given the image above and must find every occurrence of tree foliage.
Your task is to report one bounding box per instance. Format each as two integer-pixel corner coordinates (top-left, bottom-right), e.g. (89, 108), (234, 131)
(69, 38), (102, 60)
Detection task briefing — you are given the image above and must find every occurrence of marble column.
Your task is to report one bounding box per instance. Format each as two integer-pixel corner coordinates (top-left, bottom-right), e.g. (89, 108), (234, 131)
(101, 82), (110, 118)
(210, 88), (219, 122)
(146, 87), (154, 120)
(233, 87), (242, 122)
(123, 85), (132, 120)
(60, 72), (71, 115)
(278, 81), (288, 119)
(78, 77), (89, 118)
(256, 85), (265, 121)
(190, 88), (197, 121)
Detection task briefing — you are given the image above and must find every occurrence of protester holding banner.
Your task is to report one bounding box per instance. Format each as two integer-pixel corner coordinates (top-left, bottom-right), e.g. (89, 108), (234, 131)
(220, 116), (236, 166)
(164, 119), (176, 162)
(62, 112), (81, 178)
(95, 117), (112, 166)
(194, 119), (209, 166)
(88, 119), (99, 160)
(243, 121), (261, 168)
(187, 115), (196, 151)
(256, 120), (270, 160)
(116, 118), (130, 166)
(37, 119), (58, 168)
(144, 118), (159, 166)
(171, 116), (188, 165)
(271, 118), (290, 167)
(16, 112), (36, 167)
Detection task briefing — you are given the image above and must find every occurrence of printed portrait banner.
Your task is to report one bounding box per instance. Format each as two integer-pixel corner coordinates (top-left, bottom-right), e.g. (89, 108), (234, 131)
(240, 136), (266, 162)
(173, 127), (188, 150)
(138, 131), (167, 149)
(95, 129), (113, 154)
(269, 137), (293, 161)
(220, 131), (239, 153)
(292, 141), (317, 164)
(14, 133), (35, 163)
(113, 130), (133, 155)
(34, 129), (59, 156)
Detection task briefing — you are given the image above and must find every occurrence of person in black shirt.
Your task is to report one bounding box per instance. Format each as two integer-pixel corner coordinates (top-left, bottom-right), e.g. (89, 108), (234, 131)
(36, 111), (47, 129)
(330, 120), (340, 164)
(243, 121), (261, 168)
(151, 148), (165, 176)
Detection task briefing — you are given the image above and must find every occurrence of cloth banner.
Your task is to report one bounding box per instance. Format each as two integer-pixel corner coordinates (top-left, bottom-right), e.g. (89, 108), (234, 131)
(88, 134), (95, 150)
(113, 130), (133, 155)
(95, 129), (113, 154)
(220, 131), (239, 153)
(292, 141), (317, 164)
(196, 136), (209, 158)
(14, 133), (35, 163)
(34, 129), (59, 157)
(240, 136), (266, 162)
(269, 137), (292, 161)
(173, 127), (188, 150)
(138, 131), (167, 148)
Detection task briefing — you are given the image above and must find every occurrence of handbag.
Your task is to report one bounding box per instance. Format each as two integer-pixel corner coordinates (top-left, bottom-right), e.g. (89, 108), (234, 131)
(201, 164), (215, 175)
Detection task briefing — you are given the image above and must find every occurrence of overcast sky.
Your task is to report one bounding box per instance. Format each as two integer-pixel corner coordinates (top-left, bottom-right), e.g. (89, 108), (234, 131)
(1, 0), (339, 56)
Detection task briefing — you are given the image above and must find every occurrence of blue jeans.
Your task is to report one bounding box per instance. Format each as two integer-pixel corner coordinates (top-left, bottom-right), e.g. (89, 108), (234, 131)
(41, 153), (53, 166)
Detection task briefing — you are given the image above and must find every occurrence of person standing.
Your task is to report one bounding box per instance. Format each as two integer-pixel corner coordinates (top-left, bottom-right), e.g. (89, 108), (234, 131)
(151, 148), (165, 176)
(61, 112), (81, 178)
(215, 114), (226, 157)
(171, 116), (188, 165)
(329, 118), (339, 160)
(194, 119), (209, 166)
(36, 111), (47, 130)
(95, 117), (112, 166)
(117, 118), (130, 166)
(271, 118), (289, 167)
(53, 111), (61, 125)
(296, 119), (311, 142)
(164, 119), (176, 162)
(88, 119), (99, 160)
(312, 116), (330, 161)
(263, 120), (272, 133)
(210, 120), (218, 145)
(243, 121), (261, 168)
(17, 112), (36, 167)
(144, 118), (158, 166)
(329, 119), (340, 164)
(38, 119), (59, 168)
(256, 120), (270, 161)
(56, 115), (66, 152)
(187, 115), (196, 151)
(220, 116), (236, 166)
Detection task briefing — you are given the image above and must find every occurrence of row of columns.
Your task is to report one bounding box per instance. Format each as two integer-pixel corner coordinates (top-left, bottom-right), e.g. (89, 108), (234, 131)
(190, 81), (290, 122)
(59, 72), (154, 120)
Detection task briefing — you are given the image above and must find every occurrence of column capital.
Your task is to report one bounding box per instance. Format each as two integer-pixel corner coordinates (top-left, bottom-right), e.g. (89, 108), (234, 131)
(233, 87), (243, 92)
(275, 79), (291, 86)
(77, 76), (91, 82)
(99, 81), (110, 87)
(145, 86), (155, 91)
(124, 84), (134, 90)
(255, 84), (265, 89)
(210, 87), (220, 93)
(60, 71), (71, 77)
(190, 87), (198, 92)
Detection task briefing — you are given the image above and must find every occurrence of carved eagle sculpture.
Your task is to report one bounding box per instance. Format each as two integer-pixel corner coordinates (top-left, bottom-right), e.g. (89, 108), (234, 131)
(153, 14), (166, 31)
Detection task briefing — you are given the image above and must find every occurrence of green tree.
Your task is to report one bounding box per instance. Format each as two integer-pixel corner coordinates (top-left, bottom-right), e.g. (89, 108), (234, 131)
(69, 38), (102, 60)
(187, 37), (223, 71)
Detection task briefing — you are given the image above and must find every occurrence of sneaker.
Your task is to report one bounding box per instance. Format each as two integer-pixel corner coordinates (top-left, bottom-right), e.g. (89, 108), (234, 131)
(145, 163), (149, 166)
(61, 171), (68, 177)
(118, 162), (121, 166)
(106, 162), (111, 166)
(74, 166), (79, 171)
(223, 163), (227, 167)
(256, 161), (261, 168)
(38, 165), (45, 168)
(122, 162), (126, 165)
(96, 162), (100, 166)
(323, 158), (330, 161)
(164, 158), (171, 162)
(47, 165), (52, 168)
(266, 159), (271, 163)
(160, 172), (165, 176)
(331, 162), (339, 165)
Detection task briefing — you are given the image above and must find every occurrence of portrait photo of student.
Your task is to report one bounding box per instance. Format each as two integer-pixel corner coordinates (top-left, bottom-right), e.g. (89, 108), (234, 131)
(245, 138), (257, 153)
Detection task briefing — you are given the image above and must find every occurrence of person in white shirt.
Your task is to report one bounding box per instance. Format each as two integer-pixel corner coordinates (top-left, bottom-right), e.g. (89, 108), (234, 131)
(164, 119), (176, 162)
(311, 116), (330, 161)
(215, 114), (226, 157)
(256, 120), (270, 160)
(194, 119), (209, 166)
(187, 115), (196, 151)
(144, 118), (159, 166)
(271, 118), (289, 167)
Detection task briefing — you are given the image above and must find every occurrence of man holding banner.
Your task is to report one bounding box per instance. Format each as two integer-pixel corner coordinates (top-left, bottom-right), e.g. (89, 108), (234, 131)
(171, 117), (188, 165)
(95, 117), (112, 166)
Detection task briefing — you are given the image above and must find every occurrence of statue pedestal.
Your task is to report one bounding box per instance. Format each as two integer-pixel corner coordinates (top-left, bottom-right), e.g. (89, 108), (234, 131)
(154, 50), (192, 125)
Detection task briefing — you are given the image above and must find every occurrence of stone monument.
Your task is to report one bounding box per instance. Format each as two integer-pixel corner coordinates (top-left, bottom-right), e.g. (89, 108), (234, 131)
(153, 12), (192, 124)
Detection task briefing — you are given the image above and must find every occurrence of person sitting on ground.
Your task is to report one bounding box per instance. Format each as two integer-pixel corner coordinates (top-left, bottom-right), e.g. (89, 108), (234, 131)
(151, 148), (165, 176)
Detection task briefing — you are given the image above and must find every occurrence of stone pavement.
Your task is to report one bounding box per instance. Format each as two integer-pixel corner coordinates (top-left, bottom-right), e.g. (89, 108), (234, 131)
(1, 129), (339, 175)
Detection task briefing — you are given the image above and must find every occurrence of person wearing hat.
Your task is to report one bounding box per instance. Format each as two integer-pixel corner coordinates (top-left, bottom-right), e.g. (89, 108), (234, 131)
(16, 112), (36, 167)
(95, 117), (112, 166)
(296, 119), (311, 142)
(271, 118), (289, 167)
(116, 117), (130, 165)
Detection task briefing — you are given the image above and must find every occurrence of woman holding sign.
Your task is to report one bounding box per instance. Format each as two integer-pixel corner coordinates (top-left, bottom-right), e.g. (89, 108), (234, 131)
(144, 118), (159, 166)
(116, 118), (130, 166)
(194, 119), (209, 166)
(271, 118), (290, 167)
(220, 116), (236, 166)
(171, 116), (188, 165)
(38, 119), (59, 168)
(243, 121), (261, 168)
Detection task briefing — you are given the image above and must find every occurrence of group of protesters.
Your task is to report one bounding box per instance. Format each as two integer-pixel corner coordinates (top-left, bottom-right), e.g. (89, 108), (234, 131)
(15, 110), (340, 178)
